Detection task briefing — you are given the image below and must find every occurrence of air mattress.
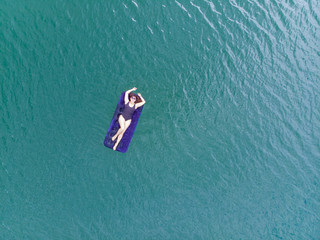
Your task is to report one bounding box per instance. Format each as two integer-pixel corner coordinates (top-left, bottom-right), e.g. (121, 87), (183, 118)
(104, 91), (144, 153)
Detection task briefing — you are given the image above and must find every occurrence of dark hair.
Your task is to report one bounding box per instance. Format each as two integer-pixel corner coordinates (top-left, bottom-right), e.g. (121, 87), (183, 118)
(128, 92), (142, 103)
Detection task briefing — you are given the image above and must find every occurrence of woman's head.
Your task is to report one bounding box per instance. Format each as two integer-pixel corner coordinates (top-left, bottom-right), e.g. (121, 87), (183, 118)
(129, 92), (142, 103)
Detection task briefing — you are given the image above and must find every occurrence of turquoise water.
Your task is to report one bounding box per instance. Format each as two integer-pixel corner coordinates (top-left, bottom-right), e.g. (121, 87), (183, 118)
(1, 0), (320, 239)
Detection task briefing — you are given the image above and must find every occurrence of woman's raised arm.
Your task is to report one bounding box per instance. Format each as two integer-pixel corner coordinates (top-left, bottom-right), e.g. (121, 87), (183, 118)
(124, 87), (137, 104)
(135, 93), (146, 108)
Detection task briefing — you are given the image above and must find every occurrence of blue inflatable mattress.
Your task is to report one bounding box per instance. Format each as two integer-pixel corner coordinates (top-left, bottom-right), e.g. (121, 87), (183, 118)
(104, 92), (144, 153)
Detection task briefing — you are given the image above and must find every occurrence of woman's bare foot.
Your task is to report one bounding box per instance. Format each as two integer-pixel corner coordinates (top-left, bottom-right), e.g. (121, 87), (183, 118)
(112, 135), (117, 141)
(113, 145), (117, 151)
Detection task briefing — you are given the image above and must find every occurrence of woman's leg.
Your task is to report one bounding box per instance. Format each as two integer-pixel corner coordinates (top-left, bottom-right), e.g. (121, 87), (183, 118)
(112, 115), (126, 141)
(113, 119), (131, 150)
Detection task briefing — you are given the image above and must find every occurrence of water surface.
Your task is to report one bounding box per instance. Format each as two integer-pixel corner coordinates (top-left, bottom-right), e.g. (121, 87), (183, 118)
(1, 0), (320, 239)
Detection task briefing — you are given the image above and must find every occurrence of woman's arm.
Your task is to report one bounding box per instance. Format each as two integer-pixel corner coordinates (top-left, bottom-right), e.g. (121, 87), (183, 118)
(135, 93), (146, 108)
(124, 87), (137, 104)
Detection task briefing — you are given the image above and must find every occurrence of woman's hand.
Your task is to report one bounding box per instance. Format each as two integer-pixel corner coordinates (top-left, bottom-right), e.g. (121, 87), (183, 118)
(132, 87), (137, 91)
(137, 93), (142, 97)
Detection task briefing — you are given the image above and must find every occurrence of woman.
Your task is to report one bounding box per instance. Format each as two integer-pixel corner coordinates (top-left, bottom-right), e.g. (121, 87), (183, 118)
(112, 87), (146, 150)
